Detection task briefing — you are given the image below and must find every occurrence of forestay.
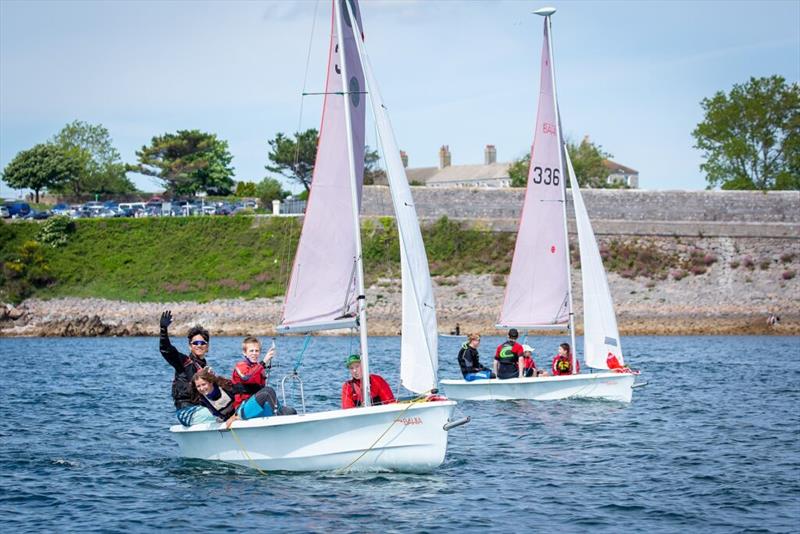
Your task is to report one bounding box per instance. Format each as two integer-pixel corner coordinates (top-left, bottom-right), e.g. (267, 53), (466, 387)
(279, 2), (366, 333)
(344, 0), (438, 393)
(565, 151), (623, 369)
(498, 21), (570, 329)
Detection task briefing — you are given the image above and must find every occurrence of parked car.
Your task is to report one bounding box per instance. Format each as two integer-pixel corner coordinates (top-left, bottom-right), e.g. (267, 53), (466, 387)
(6, 202), (31, 218)
(0, 206), (10, 218)
(51, 203), (71, 215)
(23, 209), (51, 220)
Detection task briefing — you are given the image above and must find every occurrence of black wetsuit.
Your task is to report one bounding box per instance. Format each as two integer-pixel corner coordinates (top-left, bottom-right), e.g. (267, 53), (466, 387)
(457, 344), (490, 378)
(159, 329), (207, 409)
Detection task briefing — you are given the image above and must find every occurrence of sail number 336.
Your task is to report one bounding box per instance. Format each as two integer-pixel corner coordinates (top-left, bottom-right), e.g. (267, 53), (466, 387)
(531, 166), (560, 186)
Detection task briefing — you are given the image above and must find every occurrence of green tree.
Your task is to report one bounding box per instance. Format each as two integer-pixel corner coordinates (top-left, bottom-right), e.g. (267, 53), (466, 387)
(235, 181), (257, 197)
(566, 137), (613, 188)
(363, 147), (385, 185)
(508, 137), (614, 188)
(266, 129), (385, 190)
(135, 130), (235, 195)
(266, 129), (318, 192)
(508, 153), (530, 188)
(2, 144), (79, 202)
(50, 120), (135, 197)
(255, 177), (288, 206)
(693, 75), (799, 190)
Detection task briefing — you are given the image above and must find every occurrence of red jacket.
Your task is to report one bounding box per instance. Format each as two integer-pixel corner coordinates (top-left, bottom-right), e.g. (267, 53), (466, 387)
(341, 374), (396, 409)
(231, 359), (266, 408)
(551, 354), (580, 376)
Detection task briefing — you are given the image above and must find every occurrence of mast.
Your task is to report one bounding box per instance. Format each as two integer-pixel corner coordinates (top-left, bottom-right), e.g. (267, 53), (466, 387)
(334, 0), (371, 404)
(536, 7), (577, 373)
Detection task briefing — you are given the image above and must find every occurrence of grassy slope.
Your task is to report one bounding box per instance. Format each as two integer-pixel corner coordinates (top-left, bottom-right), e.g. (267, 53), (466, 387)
(0, 216), (515, 303)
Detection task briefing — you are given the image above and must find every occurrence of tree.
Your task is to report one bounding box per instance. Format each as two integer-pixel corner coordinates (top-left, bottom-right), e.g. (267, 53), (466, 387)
(266, 129), (318, 192)
(50, 120), (136, 197)
(363, 147), (386, 185)
(266, 129), (385, 190)
(693, 75), (799, 190)
(134, 130), (235, 196)
(508, 137), (614, 188)
(566, 137), (613, 188)
(2, 144), (79, 202)
(235, 181), (257, 197)
(255, 177), (288, 206)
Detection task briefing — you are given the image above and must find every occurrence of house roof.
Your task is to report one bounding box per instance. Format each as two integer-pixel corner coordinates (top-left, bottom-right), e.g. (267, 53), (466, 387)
(603, 159), (638, 174)
(424, 162), (511, 184)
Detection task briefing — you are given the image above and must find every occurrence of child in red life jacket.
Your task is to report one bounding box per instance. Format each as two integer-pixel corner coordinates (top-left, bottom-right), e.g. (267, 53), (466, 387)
(341, 354), (396, 409)
(551, 342), (580, 376)
(231, 336), (275, 409)
(521, 344), (547, 377)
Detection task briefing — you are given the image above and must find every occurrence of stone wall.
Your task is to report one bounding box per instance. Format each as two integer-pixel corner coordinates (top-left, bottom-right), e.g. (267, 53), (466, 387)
(360, 187), (800, 238)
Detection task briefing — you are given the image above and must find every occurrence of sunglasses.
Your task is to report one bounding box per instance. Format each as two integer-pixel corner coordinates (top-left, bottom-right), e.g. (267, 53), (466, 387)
(191, 340), (208, 346)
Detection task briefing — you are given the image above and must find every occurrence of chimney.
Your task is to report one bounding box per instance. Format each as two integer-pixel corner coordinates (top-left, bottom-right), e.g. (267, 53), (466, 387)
(438, 145), (451, 169)
(400, 150), (408, 168)
(484, 144), (497, 165)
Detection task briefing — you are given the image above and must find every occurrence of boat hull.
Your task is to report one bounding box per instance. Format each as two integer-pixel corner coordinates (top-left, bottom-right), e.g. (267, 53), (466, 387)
(169, 400), (457, 473)
(440, 373), (635, 403)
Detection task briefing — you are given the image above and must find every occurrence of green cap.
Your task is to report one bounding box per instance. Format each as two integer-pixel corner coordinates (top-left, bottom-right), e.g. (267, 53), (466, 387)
(345, 354), (361, 368)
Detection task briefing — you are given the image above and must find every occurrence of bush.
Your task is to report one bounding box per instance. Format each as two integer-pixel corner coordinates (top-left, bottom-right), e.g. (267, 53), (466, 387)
(37, 216), (76, 248)
(729, 260), (740, 269)
(759, 259), (771, 270)
(782, 270), (796, 280)
(780, 252), (795, 263)
(671, 269), (688, 281)
(1, 240), (54, 303)
(742, 255), (755, 269)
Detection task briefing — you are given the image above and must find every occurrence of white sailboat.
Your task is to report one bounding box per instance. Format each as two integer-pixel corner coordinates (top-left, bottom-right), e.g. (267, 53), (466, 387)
(170, 0), (462, 472)
(441, 7), (637, 403)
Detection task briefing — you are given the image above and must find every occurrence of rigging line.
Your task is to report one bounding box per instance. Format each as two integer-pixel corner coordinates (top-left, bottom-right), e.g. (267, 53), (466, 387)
(228, 428), (269, 476)
(293, 0), (321, 173)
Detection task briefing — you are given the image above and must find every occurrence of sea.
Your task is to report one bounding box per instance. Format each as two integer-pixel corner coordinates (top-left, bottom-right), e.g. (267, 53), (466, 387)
(0, 335), (798, 533)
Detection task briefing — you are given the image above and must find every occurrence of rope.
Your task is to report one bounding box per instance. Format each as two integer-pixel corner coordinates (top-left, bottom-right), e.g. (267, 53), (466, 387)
(335, 393), (433, 474)
(292, 335), (313, 372)
(228, 427), (269, 476)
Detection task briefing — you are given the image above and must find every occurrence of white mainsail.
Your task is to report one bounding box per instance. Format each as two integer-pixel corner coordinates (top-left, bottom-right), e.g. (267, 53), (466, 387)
(279, 0), (366, 333)
(343, 0), (438, 393)
(565, 151), (624, 369)
(497, 19), (570, 330)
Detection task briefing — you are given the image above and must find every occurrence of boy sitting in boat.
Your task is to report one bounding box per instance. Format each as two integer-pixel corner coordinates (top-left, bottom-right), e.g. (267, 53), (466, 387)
(458, 333), (495, 381)
(494, 328), (525, 379)
(521, 344), (547, 377)
(341, 354), (396, 409)
(230, 336), (275, 409)
(551, 343), (580, 376)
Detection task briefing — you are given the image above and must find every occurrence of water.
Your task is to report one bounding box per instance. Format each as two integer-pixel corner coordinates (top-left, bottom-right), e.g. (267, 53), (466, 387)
(1, 335), (798, 533)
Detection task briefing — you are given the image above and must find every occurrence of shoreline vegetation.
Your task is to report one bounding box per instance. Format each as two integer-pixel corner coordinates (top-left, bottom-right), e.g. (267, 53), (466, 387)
(1, 217), (797, 337)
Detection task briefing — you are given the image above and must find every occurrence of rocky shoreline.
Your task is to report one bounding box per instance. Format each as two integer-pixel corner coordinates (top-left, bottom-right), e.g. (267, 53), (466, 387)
(1, 271), (797, 337)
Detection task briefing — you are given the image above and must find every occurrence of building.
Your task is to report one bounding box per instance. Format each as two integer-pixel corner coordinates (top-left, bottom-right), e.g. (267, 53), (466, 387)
(603, 160), (639, 188)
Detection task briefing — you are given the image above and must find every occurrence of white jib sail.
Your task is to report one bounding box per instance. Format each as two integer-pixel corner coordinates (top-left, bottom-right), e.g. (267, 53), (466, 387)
(278, 1), (366, 333)
(344, 0), (438, 393)
(565, 150), (623, 369)
(497, 19), (570, 329)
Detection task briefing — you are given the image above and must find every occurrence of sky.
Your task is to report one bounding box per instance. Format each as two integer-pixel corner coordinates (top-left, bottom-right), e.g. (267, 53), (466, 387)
(1, 0), (798, 197)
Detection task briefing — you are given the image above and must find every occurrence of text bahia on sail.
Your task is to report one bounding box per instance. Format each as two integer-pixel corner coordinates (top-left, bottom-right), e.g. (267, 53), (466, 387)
(441, 7), (640, 403)
(170, 0), (465, 472)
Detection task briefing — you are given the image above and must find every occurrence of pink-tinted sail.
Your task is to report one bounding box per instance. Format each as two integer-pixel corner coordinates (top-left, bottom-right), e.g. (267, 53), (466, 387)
(497, 20), (570, 329)
(279, 0), (366, 332)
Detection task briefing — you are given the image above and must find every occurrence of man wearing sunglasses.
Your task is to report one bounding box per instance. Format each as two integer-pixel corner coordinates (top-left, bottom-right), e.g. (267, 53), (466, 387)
(159, 310), (216, 426)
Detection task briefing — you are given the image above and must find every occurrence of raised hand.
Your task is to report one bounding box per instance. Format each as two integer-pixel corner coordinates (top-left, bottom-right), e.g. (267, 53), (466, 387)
(263, 346), (276, 365)
(160, 310), (172, 330)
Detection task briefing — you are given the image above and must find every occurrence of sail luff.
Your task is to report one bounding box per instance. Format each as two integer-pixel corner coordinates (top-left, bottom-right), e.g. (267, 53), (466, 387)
(343, 0), (439, 393)
(333, 0), (371, 405)
(545, 14), (578, 373)
(565, 150), (623, 370)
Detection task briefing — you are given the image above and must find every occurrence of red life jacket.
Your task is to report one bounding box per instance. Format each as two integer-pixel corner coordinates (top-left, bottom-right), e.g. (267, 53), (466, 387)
(552, 354), (579, 375)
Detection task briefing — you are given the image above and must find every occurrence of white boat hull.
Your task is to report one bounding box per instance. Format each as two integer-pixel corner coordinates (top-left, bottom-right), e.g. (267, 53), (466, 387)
(170, 400), (457, 473)
(440, 373), (635, 403)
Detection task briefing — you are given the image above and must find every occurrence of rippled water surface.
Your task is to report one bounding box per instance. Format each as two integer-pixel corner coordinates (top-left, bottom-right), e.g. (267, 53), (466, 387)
(1, 335), (798, 533)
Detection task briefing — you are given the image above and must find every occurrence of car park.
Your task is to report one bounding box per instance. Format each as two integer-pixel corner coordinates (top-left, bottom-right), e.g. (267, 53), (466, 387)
(0, 206), (9, 218)
(6, 202), (31, 218)
(51, 203), (71, 215)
